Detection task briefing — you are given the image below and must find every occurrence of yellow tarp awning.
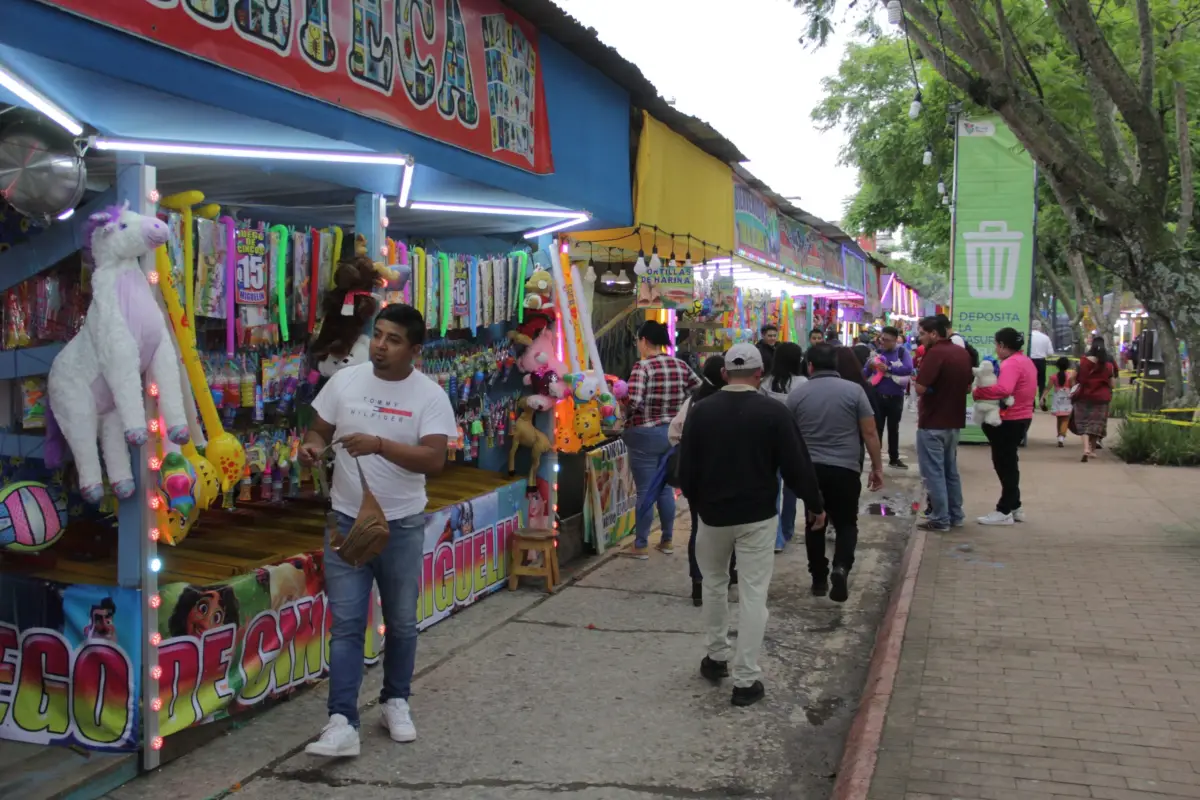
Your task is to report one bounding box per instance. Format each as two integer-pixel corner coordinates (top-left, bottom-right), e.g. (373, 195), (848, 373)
(571, 110), (733, 260)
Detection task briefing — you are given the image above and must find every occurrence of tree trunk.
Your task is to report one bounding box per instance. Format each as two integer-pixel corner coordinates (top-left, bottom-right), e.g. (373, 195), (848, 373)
(1151, 313), (1183, 402)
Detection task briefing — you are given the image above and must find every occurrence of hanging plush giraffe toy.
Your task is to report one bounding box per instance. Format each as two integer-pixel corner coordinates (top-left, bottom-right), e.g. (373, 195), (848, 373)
(45, 202), (192, 503)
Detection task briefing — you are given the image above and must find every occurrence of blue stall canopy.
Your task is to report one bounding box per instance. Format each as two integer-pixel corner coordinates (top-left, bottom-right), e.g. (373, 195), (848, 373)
(0, 0), (633, 231)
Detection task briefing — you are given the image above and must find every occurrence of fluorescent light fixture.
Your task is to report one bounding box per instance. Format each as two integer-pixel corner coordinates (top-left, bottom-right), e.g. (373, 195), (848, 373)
(523, 214), (591, 239)
(89, 136), (410, 166)
(56, 208), (75, 221)
(0, 61), (84, 136)
(409, 201), (576, 217)
(398, 160), (415, 208)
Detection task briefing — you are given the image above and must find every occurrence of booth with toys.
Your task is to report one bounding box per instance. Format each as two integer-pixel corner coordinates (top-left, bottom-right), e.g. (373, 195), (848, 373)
(0, 1), (632, 794)
(880, 272), (925, 337)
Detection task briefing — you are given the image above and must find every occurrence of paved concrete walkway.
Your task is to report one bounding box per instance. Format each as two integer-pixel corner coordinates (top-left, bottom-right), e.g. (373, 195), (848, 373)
(869, 414), (1200, 800)
(108, 472), (920, 800)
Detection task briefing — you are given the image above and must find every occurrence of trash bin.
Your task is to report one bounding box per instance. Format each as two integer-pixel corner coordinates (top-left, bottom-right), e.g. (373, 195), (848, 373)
(1140, 360), (1164, 411)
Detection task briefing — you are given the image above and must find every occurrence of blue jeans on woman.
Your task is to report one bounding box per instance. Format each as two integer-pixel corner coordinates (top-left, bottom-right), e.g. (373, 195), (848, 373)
(623, 424), (675, 548)
(777, 483), (797, 550)
(324, 511), (425, 727)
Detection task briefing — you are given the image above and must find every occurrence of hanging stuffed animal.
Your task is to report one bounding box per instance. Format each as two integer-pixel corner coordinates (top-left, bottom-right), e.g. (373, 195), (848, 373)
(309, 254), (381, 378)
(523, 268), (555, 311)
(44, 203), (192, 503)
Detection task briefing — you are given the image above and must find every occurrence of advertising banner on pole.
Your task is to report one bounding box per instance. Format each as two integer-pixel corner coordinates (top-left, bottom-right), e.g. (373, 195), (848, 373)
(951, 117), (1036, 440)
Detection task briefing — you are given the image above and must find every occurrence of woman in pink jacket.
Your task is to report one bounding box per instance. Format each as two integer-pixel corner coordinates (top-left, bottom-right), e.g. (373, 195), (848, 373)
(972, 327), (1037, 526)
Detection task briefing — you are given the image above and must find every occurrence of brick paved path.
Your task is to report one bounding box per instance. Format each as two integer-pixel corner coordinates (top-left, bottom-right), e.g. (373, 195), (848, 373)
(869, 415), (1200, 800)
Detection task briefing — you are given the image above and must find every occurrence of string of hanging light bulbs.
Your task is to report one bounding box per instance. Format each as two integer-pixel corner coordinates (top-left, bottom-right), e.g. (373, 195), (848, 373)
(885, 0), (959, 208)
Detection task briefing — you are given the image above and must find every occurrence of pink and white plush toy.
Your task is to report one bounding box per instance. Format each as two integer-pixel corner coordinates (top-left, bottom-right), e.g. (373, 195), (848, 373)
(45, 203), (191, 504)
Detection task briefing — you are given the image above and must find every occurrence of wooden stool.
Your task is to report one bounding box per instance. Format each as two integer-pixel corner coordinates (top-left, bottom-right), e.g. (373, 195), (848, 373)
(508, 528), (560, 594)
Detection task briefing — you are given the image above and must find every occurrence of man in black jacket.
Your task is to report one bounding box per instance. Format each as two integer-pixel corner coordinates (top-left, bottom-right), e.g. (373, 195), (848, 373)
(678, 344), (825, 707)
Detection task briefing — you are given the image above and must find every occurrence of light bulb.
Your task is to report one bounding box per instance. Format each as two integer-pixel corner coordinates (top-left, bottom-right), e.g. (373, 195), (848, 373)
(887, 0), (902, 24)
(942, 195), (951, 205)
(149, 496), (162, 510)
(923, 148), (933, 166)
(584, 263), (597, 283)
(909, 97), (922, 119)
(150, 666), (163, 680)
(148, 457), (162, 471)
(151, 736), (164, 751)
(649, 248), (662, 270)
(148, 383), (159, 397)
(381, 216), (389, 228)
(937, 180), (946, 195)
(149, 527), (161, 542)
(149, 594), (161, 609)
(633, 250), (648, 276)
(147, 271), (159, 285)
(150, 632), (162, 646)
(151, 698), (163, 712)
(148, 419), (160, 433)
(150, 557), (162, 573)
(148, 189), (161, 203)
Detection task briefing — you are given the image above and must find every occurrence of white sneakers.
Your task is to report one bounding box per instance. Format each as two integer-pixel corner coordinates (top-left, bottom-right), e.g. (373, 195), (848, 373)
(305, 701), (417, 758)
(1013, 509), (1026, 522)
(381, 698), (417, 743)
(977, 511), (1015, 526)
(304, 714), (360, 757)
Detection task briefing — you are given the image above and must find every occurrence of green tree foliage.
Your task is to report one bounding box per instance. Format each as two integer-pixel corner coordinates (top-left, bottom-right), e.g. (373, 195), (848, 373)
(795, 0), (1200, 399)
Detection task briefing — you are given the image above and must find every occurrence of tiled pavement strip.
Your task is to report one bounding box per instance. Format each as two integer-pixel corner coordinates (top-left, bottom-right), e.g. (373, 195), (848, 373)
(867, 414), (1200, 800)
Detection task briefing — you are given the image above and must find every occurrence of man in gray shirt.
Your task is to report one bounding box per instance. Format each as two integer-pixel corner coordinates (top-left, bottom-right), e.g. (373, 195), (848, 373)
(785, 343), (884, 602)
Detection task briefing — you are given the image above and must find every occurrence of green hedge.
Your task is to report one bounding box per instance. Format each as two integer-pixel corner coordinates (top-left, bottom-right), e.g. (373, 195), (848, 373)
(1112, 419), (1200, 466)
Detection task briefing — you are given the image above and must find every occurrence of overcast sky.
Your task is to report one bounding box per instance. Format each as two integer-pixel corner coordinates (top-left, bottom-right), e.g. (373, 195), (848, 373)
(553, 0), (861, 224)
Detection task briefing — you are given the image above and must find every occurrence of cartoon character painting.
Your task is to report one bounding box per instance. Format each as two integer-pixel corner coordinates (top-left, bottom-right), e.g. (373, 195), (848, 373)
(83, 596), (117, 641)
(167, 584), (241, 638)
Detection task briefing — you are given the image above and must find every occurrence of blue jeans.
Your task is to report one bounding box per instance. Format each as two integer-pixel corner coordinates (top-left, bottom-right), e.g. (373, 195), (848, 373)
(623, 424), (675, 548)
(916, 429), (963, 528)
(325, 511), (425, 727)
(776, 480), (796, 549)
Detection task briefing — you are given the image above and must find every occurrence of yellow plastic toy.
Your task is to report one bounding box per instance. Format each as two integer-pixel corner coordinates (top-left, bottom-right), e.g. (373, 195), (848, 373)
(154, 245), (246, 491)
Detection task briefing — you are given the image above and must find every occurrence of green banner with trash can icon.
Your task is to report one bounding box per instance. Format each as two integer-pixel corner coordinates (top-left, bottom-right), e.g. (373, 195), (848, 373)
(950, 117), (1037, 441)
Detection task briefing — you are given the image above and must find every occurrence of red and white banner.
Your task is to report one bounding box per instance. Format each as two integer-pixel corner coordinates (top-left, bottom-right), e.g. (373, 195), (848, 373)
(39, 0), (554, 173)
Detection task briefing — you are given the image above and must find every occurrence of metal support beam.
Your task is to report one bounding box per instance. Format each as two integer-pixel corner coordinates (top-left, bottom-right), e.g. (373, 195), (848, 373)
(114, 152), (162, 771)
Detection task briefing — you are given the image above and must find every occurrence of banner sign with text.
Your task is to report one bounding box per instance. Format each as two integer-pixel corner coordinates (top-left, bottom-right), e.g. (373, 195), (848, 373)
(780, 216), (827, 283)
(0, 481), (526, 750)
(951, 117), (1036, 437)
(0, 577), (142, 751)
(41, 0), (553, 173)
(734, 181), (780, 265)
(582, 441), (636, 553)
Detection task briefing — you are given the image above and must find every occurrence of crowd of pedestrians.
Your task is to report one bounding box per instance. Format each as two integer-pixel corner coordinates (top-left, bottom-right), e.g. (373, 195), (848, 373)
(616, 313), (1117, 710)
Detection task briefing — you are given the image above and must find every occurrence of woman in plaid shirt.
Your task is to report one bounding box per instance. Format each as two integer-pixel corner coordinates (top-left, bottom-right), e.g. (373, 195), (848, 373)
(622, 320), (701, 559)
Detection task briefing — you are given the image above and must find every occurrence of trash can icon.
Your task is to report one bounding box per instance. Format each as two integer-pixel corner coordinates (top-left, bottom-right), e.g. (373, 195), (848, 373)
(963, 221), (1023, 299)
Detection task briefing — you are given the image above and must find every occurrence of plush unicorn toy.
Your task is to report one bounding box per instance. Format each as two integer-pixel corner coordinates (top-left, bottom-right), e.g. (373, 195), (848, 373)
(46, 203), (192, 503)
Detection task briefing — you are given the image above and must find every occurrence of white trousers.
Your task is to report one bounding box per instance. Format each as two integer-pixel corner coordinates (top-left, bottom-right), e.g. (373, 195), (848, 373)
(695, 515), (777, 688)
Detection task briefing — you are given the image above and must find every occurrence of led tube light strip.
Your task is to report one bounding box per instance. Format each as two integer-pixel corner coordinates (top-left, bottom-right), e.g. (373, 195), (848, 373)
(405, 201), (590, 239)
(89, 136), (412, 167)
(0, 61), (84, 136)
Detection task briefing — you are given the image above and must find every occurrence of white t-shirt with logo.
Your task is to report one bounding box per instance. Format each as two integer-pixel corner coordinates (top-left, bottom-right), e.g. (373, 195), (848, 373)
(311, 363), (457, 521)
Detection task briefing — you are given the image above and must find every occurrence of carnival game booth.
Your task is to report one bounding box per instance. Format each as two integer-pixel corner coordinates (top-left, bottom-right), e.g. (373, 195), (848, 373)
(0, 1), (632, 794)
(880, 272), (923, 338)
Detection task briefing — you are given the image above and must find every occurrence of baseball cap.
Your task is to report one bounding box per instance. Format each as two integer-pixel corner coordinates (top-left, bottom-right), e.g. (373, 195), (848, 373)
(724, 343), (763, 371)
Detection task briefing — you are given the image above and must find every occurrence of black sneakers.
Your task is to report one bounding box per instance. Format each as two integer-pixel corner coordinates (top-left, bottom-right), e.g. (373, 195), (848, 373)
(691, 581), (703, 607)
(732, 681), (765, 707)
(889, 459), (909, 470)
(700, 656), (729, 682)
(830, 566), (849, 603)
(811, 573), (829, 597)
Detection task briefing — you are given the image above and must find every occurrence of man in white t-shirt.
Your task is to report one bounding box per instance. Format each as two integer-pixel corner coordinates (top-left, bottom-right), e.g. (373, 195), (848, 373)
(300, 304), (456, 758)
(1029, 321), (1055, 411)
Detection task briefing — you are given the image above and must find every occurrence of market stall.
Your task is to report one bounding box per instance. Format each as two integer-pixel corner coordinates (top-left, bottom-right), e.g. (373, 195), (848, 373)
(0, 1), (633, 794)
